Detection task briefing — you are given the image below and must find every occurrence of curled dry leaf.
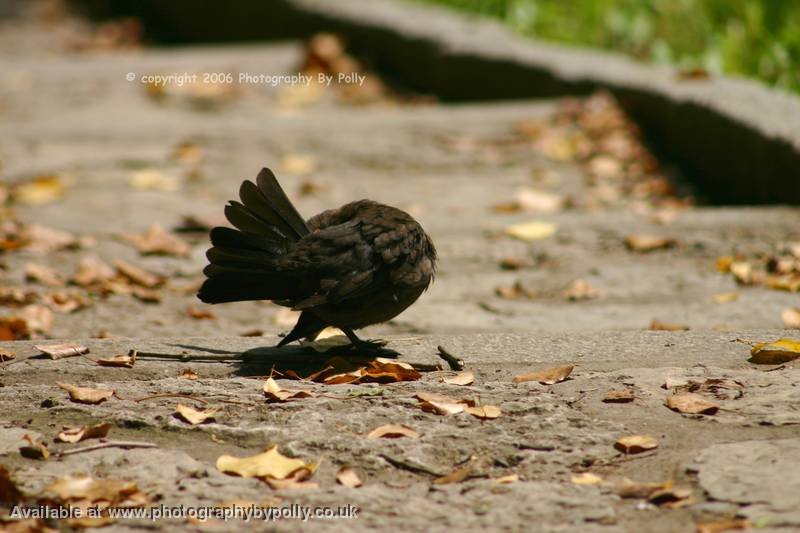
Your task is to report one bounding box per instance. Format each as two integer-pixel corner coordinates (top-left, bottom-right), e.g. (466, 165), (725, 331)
(46, 290), (91, 313)
(132, 286), (161, 303)
(782, 307), (800, 329)
(72, 255), (115, 287)
(36, 343), (89, 360)
(366, 424), (420, 439)
(20, 434), (49, 460)
(443, 371), (474, 386)
(649, 319), (689, 331)
(121, 224), (191, 257)
(748, 338), (800, 364)
(504, 220), (557, 242)
(513, 365), (574, 385)
(187, 306), (215, 320)
(464, 405), (502, 419)
(362, 358), (422, 383)
(96, 350), (136, 368)
(45, 474), (147, 508)
(263, 377), (315, 402)
(495, 281), (536, 300)
(433, 464), (472, 485)
(20, 304), (53, 333)
(0, 348), (16, 362)
(625, 235), (676, 253)
(0, 317), (30, 340)
(498, 256), (526, 270)
(56, 423), (112, 443)
(648, 486), (693, 508)
(114, 260), (164, 288)
(336, 466), (363, 488)
(174, 404), (218, 425)
(179, 368), (199, 380)
(265, 467), (318, 490)
(612, 478), (669, 499)
(562, 278), (601, 301)
(216, 445), (315, 481)
(665, 393), (719, 415)
(415, 392), (467, 415)
(24, 224), (85, 254)
(614, 435), (658, 454)
(57, 382), (114, 404)
(571, 472), (603, 485)
(602, 390), (635, 403)
(24, 263), (64, 287)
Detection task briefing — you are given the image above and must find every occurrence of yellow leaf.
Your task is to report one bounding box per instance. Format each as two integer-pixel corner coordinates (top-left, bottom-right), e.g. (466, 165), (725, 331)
(174, 404), (218, 425)
(749, 338), (800, 364)
(513, 365), (574, 385)
(504, 220), (557, 241)
(571, 472), (603, 485)
(14, 175), (66, 205)
(56, 423), (112, 443)
(216, 446), (313, 480)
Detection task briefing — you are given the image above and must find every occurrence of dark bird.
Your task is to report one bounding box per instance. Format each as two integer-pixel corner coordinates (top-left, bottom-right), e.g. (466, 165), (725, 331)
(198, 167), (437, 352)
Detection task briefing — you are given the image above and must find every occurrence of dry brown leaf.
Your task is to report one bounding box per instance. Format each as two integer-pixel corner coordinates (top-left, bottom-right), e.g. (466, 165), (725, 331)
(649, 319), (689, 331)
(0, 465), (25, 503)
(0, 286), (38, 306)
(174, 404), (218, 425)
(614, 435), (658, 454)
(114, 260), (164, 288)
(179, 368), (199, 380)
(571, 472), (603, 485)
(612, 478), (668, 499)
(716, 256), (734, 273)
(362, 358), (422, 383)
(513, 365), (574, 385)
(23, 224), (85, 254)
(433, 464), (472, 485)
(648, 486), (693, 508)
(46, 290), (91, 313)
(748, 338), (800, 364)
(695, 519), (750, 533)
(13, 175), (65, 205)
(264, 467), (318, 490)
(0, 317), (30, 340)
(504, 220), (557, 241)
(187, 306), (215, 320)
(121, 224), (191, 256)
(498, 256), (526, 270)
(56, 423), (112, 443)
(263, 377), (315, 402)
(366, 424), (420, 439)
(443, 371), (474, 386)
(0, 347), (16, 362)
(782, 307), (800, 329)
(730, 261), (753, 285)
(712, 291), (739, 304)
(45, 474), (147, 509)
(494, 474), (519, 484)
(216, 446), (314, 480)
(19, 434), (49, 460)
(172, 140), (204, 166)
(562, 278), (601, 301)
(72, 255), (115, 287)
(96, 351), (136, 368)
(602, 390), (635, 403)
(24, 263), (64, 287)
(131, 286), (161, 303)
(495, 281), (536, 300)
(19, 305), (53, 333)
(625, 235), (676, 253)
(464, 404), (502, 419)
(336, 466), (363, 488)
(415, 392), (468, 415)
(57, 382), (114, 404)
(36, 343), (89, 359)
(665, 393), (719, 415)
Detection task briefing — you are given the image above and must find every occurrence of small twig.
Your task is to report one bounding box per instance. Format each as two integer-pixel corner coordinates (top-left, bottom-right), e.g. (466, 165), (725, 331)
(135, 351), (243, 362)
(133, 393), (208, 404)
(379, 453), (444, 477)
(436, 345), (465, 371)
(57, 440), (158, 457)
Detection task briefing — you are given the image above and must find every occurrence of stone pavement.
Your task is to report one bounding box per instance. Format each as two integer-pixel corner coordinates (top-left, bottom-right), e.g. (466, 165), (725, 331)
(1, 7), (800, 533)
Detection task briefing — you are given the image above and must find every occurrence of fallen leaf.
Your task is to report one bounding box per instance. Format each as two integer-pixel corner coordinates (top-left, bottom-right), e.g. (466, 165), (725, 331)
(36, 343), (89, 360)
(19, 305), (53, 333)
(280, 154), (317, 176)
(464, 405), (502, 419)
(498, 256), (526, 270)
(513, 365), (574, 385)
(748, 338), (800, 364)
(132, 286), (161, 303)
(187, 306), (215, 320)
(648, 486), (693, 508)
(19, 434), (49, 460)
(179, 368), (199, 380)
(174, 404), (218, 425)
(602, 390), (635, 403)
(57, 382), (114, 404)
(571, 472), (603, 485)
(96, 351), (136, 368)
(696, 519), (750, 533)
(612, 478), (668, 498)
(264, 467), (318, 490)
(24, 263), (64, 287)
(362, 358), (422, 383)
(45, 474), (147, 508)
(300, 334), (352, 353)
(336, 466), (362, 488)
(0, 317), (30, 340)
(56, 423), (112, 443)
(171, 140), (204, 166)
(72, 255), (115, 287)
(0, 348), (16, 362)
(495, 280), (536, 299)
(614, 435), (658, 454)
(649, 319), (689, 331)
(263, 377), (315, 402)
(625, 235), (676, 253)
(729, 261), (753, 285)
(716, 256), (734, 273)
(782, 308), (800, 329)
(129, 169), (180, 192)
(665, 393), (719, 415)
(216, 446), (314, 480)
(121, 224), (191, 256)
(366, 424), (420, 439)
(23, 224), (85, 254)
(433, 464), (472, 485)
(114, 260), (164, 288)
(504, 220), (557, 241)
(562, 278), (601, 301)
(712, 292), (738, 304)
(0, 287), (37, 306)
(443, 371), (474, 386)
(45, 290), (91, 313)
(0, 464), (25, 503)
(13, 175), (65, 205)
(494, 474), (519, 484)
(415, 392), (467, 415)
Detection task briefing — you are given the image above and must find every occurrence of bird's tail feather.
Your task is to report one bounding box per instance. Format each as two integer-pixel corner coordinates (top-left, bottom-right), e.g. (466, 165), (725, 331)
(198, 168), (308, 304)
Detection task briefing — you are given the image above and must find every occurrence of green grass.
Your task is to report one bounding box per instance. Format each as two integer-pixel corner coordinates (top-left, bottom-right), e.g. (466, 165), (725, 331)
(420, 0), (800, 94)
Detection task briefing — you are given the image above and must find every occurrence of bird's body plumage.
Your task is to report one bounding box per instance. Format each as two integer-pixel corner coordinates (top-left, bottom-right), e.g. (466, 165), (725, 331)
(198, 168), (436, 349)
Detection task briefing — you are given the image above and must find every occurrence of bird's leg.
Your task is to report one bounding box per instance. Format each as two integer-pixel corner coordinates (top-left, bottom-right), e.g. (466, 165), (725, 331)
(341, 328), (395, 355)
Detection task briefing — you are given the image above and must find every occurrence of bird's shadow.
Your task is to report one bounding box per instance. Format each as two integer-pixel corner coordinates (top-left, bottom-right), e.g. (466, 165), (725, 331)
(170, 342), (399, 378)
